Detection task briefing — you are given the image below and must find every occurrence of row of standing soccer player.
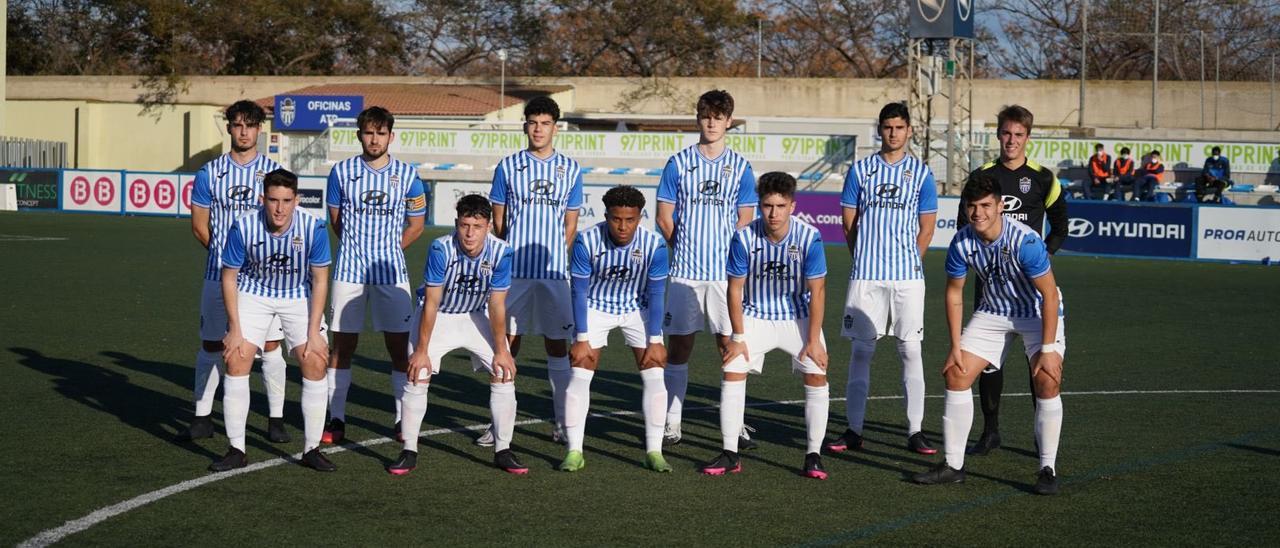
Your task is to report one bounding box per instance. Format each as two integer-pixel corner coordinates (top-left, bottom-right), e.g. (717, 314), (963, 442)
(184, 92), (1068, 495)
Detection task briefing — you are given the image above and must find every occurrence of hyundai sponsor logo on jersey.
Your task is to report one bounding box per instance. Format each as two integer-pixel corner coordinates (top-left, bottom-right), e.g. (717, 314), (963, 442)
(273, 95), (364, 132)
(1060, 201), (1193, 258)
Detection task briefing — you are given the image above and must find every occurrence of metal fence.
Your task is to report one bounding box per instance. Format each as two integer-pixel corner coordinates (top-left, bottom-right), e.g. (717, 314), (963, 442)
(0, 137), (67, 168)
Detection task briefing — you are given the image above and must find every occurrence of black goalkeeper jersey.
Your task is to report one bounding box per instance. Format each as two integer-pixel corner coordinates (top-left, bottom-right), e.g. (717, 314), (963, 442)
(957, 159), (1068, 253)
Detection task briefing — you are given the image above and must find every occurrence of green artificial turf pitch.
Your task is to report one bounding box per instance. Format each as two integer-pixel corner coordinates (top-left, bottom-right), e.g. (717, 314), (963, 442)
(1, 212), (1278, 546)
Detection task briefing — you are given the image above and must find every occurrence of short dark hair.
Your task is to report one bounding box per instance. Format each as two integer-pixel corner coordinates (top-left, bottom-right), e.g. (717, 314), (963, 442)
(456, 194), (492, 220)
(263, 168), (298, 192)
(523, 96), (561, 121)
(1095, 143), (1104, 151)
(757, 171), (797, 200)
(226, 100), (265, 126)
(997, 104), (1034, 132)
(603, 185), (645, 210)
(961, 173), (1002, 203)
(1150, 149), (1161, 157)
(696, 90), (734, 119)
(1120, 147), (1131, 154)
(878, 102), (911, 126)
(1212, 146), (1222, 154)
(357, 106), (395, 132)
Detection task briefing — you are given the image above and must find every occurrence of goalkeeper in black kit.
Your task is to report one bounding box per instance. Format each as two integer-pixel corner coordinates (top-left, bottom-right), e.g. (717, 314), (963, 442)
(956, 105), (1069, 456)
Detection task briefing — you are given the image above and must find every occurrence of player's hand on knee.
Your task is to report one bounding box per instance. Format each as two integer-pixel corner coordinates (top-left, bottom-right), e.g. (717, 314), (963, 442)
(407, 351), (432, 385)
(221, 331), (248, 363)
(492, 351), (516, 382)
(303, 337), (328, 362)
(641, 343), (667, 369)
(942, 346), (965, 377)
(1032, 350), (1063, 385)
(570, 340), (593, 368)
(722, 341), (748, 367)
(800, 343), (828, 371)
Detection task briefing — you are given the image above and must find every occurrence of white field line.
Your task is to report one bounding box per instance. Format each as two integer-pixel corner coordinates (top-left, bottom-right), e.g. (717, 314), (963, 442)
(20, 388), (1280, 547)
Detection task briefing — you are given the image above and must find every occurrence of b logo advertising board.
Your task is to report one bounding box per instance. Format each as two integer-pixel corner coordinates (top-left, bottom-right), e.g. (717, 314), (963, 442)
(63, 170), (123, 213)
(125, 174), (181, 215)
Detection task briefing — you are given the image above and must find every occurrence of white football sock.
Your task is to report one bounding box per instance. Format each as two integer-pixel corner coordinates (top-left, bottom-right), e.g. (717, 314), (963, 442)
(547, 355), (572, 428)
(719, 379), (747, 453)
(563, 368), (594, 452)
(897, 340), (926, 435)
(301, 377), (327, 452)
(943, 389), (974, 470)
(1035, 396), (1064, 471)
(400, 383), (430, 452)
(490, 382), (517, 452)
(845, 340), (875, 434)
(223, 374), (251, 452)
(327, 368), (352, 421)
(664, 362), (689, 431)
(391, 370), (407, 424)
(260, 346), (287, 419)
(640, 367), (667, 453)
(805, 383), (830, 454)
(193, 349), (223, 416)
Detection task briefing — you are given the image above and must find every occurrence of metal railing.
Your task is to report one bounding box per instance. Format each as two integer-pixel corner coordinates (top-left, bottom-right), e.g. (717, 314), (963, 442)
(0, 137), (67, 168)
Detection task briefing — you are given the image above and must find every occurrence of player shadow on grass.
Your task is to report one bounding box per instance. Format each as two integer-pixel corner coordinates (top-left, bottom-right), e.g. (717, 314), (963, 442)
(10, 347), (227, 460)
(97, 350), (298, 461)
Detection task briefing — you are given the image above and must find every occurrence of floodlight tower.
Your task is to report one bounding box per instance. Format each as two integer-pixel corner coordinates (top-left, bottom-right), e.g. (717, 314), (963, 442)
(907, 0), (976, 195)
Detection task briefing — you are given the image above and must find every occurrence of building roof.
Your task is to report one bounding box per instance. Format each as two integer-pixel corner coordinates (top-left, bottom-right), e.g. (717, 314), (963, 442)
(255, 83), (571, 117)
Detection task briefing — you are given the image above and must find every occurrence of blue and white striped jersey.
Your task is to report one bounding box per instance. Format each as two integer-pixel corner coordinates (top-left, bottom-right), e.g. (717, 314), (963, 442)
(326, 156), (427, 285)
(656, 146), (758, 281)
(727, 218), (827, 321)
(841, 153), (938, 281)
(489, 150), (585, 280)
(191, 153), (282, 281)
(570, 223), (669, 316)
(945, 218), (1061, 318)
(421, 233), (513, 315)
(221, 209), (331, 300)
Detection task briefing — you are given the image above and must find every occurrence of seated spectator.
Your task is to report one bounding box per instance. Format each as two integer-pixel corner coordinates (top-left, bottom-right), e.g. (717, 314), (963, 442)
(1196, 146), (1232, 203)
(1135, 150), (1165, 202)
(1112, 147), (1137, 200)
(1085, 143), (1112, 200)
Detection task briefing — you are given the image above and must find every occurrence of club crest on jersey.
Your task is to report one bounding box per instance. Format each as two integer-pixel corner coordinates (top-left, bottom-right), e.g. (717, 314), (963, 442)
(291, 235), (304, 252)
(255, 170), (265, 183)
(902, 169), (913, 184)
(1018, 176), (1032, 193)
(480, 259), (492, 277)
(389, 173), (401, 193)
(630, 248), (644, 264)
(721, 164), (733, 181)
(556, 165), (566, 181)
(787, 244), (801, 262)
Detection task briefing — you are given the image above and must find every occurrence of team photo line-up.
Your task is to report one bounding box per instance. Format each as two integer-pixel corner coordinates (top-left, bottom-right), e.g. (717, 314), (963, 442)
(190, 90), (1068, 495)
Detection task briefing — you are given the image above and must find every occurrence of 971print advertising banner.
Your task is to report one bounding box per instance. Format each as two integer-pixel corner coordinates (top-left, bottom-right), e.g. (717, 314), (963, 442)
(1059, 202), (1193, 259)
(1196, 207), (1280, 262)
(63, 170), (123, 213)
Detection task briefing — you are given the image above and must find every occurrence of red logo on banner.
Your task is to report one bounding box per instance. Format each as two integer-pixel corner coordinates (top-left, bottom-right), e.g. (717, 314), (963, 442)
(154, 179), (176, 209)
(95, 177), (116, 206)
(71, 176), (91, 205)
(129, 179), (150, 208)
(182, 180), (194, 209)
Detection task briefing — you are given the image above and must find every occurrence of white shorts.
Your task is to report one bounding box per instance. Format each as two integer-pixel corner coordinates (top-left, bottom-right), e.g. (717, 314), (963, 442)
(200, 279), (281, 342)
(842, 279), (926, 341)
(960, 312), (1067, 368)
(582, 309), (648, 349)
(329, 280), (414, 334)
(506, 278), (573, 339)
(408, 309), (496, 381)
(663, 278), (731, 336)
(723, 316), (827, 376)
(236, 292), (328, 352)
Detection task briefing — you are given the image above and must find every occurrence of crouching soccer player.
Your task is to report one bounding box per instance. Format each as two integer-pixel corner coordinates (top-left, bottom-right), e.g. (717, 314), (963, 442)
(561, 186), (672, 473)
(211, 169), (335, 473)
(387, 195), (528, 475)
(912, 176), (1066, 495)
(700, 172), (831, 480)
